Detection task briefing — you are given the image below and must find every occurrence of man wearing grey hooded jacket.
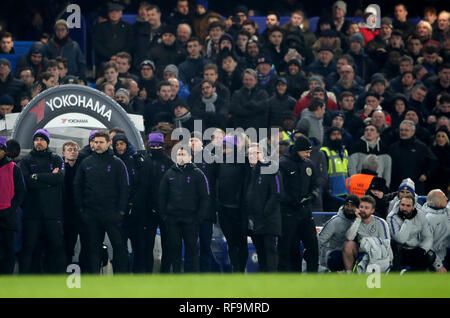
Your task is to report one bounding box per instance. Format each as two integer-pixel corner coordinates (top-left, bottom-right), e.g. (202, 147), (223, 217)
(423, 189), (450, 273)
(387, 194), (435, 271)
(295, 98), (325, 146)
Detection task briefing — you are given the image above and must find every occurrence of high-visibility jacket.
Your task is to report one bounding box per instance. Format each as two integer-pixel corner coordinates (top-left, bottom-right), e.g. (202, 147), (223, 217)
(345, 173), (375, 198)
(282, 131), (294, 145)
(320, 147), (349, 197)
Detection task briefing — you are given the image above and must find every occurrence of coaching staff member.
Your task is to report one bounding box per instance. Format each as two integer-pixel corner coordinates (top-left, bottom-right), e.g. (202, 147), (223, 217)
(74, 130), (129, 274)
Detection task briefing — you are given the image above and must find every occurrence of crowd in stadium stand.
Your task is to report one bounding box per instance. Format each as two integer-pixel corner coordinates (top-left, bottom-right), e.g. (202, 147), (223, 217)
(0, 1), (449, 275)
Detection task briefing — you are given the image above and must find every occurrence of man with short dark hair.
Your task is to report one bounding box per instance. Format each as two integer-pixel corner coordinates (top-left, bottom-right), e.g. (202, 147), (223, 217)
(74, 130), (130, 274)
(388, 194), (435, 271)
(19, 129), (66, 273)
(144, 81), (174, 133)
(159, 147), (210, 273)
(295, 98), (326, 146)
(0, 32), (14, 54)
(167, 0), (193, 29)
(178, 37), (208, 90)
(0, 58), (27, 111)
(342, 195), (392, 273)
(393, 3), (415, 37)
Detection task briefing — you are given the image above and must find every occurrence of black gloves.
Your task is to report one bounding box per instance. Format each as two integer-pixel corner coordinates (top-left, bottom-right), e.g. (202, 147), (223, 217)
(299, 193), (316, 207)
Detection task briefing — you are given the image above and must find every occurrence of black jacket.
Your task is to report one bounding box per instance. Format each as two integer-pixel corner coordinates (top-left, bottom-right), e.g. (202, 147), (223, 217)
(93, 20), (133, 63)
(190, 95), (229, 130)
(141, 149), (174, 215)
(77, 144), (93, 163)
(194, 151), (219, 223)
(148, 42), (187, 79)
(188, 80), (230, 106)
(0, 74), (28, 110)
(19, 148), (65, 220)
(244, 162), (282, 236)
(159, 162), (210, 223)
(62, 159), (79, 221)
(131, 19), (152, 70)
(230, 86), (270, 131)
(144, 98), (174, 133)
(279, 145), (319, 219)
(73, 149), (129, 220)
(389, 137), (437, 194)
(267, 93), (296, 127)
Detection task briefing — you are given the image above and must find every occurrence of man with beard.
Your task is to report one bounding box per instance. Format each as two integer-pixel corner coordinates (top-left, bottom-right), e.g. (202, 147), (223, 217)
(318, 195), (360, 272)
(74, 130), (129, 274)
(321, 127), (350, 212)
(19, 130), (66, 274)
(278, 136), (320, 272)
(388, 194), (435, 272)
(343, 195), (392, 273)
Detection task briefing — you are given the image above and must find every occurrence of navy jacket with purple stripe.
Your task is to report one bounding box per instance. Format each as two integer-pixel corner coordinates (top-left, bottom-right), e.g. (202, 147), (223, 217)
(244, 162), (282, 236)
(74, 149), (129, 219)
(158, 162), (210, 223)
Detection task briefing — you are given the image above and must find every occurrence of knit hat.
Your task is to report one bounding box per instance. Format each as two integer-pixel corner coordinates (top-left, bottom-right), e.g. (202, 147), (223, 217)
(108, 3), (124, 12)
(345, 194), (360, 206)
(287, 56), (302, 68)
(61, 75), (79, 84)
(368, 177), (388, 192)
(333, 1), (347, 14)
(140, 60), (155, 71)
(392, 93), (408, 107)
(196, 0), (208, 11)
(308, 76), (324, 86)
(331, 111), (345, 121)
(350, 32), (365, 45)
(148, 132), (165, 146)
(33, 129), (50, 145)
(115, 88), (130, 103)
(0, 58), (11, 69)
(293, 135), (312, 152)
(223, 135), (238, 147)
(112, 134), (129, 151)
(0, 94), (14, 106)
(164, 64), (179, 78)
(234, 5), (249, 16)
(286, 33), (303, 45)
(54, 19), (68, 30)
(161, 24), (177, 36)
(173, 99), (190, 111)
(89, 129), (99, 141)
(380, 17), (393, 29)
(398, 178), (415, 196)
(370, 73), (386, 86)
(318, 45), (334, 53)
(326, 126), (342, 138)
(312, 86), (326, 94)
(219, 33), (235, 47)
(0, 136), (6, 151)
(29, 42), (45, 55)
(281, 111), (296, 121)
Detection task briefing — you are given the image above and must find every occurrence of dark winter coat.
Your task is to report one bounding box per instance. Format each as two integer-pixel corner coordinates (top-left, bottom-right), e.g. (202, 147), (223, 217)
(230, 86), (270, 131)
(93, 20), (133, 63)
(45, 37), (86, 79)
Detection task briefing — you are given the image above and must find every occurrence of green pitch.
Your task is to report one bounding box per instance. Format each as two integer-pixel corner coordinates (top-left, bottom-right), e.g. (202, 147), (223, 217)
(1, 273), (449, 298)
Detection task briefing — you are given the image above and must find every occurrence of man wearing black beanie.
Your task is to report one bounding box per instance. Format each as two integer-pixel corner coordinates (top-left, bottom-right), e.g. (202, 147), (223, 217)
(278, 135), (320, 272)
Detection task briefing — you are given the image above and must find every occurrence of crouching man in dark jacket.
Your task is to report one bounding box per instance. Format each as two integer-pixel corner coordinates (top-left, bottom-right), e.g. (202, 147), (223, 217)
(245, 143), (282, 272)
(74, 130), (130, 274)
(159, 147), (210, 273)
(278, 135), (320, 272)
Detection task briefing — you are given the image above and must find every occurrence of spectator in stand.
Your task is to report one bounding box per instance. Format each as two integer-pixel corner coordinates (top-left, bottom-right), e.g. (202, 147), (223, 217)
(325, 54), (362, 90)
(18, 67), (35, 91)
(347, 32), (375, 83)
(331, 64), (365, 101)
(115, 52), (138, 81)
(358, 6), (380, 45)
(123, 78), (146, 115)
(338, 91), (365, 138)
(258, 12), (281, 48)
(44, 19), (86, 80)
(137, 60), (158, 103)
(98, 82), (115, 99)
(416, 20), (433, 44)
(390, 93), (408, 129)
(393, 3), (416, 37)
(295, 77), (338, 118)
(424, 7), (438, 29)
(95, 62), (125, 92)
(131, 1), (151, 71)
(144, 80), (174, 133)
(177, 23), (193, 48)
(235, 30), (251, 58)
(204, 21), (226, 59)
(389, 120), (437, 194)
(14, 42), (48, 79)
(284, 57), (308, 100)
(164, 65), (190, 100)
(263, 27), (287, 73)
(148, 25), (187, 80)
(242, 19), (259, 41)
(178, 37), (209, 90)
(0, 59), (28, 111)
(418, 44), (444, 75)
(0, 32), (14, 54)
(426, 127), (450, 193)
(167, 0), (193, 29)
(218, 52), (242, 95)
(348, 123), (392, 187)
(147, 5), (165, 46)
(367, 18), (393, 61)
(389, 55), (414, 93)
(328, 111), (353, 150)
(280, 9), (317, 48)
(295, 98), (326, 146)
(93, 3), (132, 66)
(425, 63), (450, 111)
(307, 46), (337, 79)
(267, 77), (296, 127)
(433, 11), (450, 45)
(312, 30), (343, 60)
